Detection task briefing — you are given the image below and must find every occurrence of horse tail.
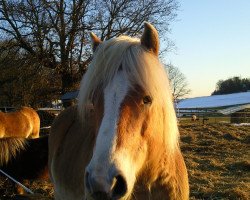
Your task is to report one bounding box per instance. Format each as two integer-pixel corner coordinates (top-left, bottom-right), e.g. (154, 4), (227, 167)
(0, 138), (27, 166)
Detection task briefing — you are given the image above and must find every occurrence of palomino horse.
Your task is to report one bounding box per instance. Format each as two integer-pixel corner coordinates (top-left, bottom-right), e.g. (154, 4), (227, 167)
(0, 107), (40, 138)
(49, 22), (189, 200)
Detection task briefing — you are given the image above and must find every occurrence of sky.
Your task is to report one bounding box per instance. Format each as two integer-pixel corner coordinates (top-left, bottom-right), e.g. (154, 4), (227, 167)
(165, 0), (250, 98)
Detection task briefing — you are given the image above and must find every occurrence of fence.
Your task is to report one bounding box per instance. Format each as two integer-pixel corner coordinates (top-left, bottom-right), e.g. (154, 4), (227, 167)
(177, 108), (250, 124)
(37, 108), (62, 135)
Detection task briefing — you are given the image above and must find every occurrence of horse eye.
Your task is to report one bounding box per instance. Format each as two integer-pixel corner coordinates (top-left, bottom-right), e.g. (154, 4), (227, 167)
(143, 96), (152, 104)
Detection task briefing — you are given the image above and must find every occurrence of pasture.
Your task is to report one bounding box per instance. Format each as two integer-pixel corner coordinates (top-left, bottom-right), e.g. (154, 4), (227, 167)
(0, 123), (249, 199)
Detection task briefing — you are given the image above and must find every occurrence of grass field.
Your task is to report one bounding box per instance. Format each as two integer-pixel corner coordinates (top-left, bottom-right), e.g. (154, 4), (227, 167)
(0, 123), (249, 199)
(180, 123), (249, 200)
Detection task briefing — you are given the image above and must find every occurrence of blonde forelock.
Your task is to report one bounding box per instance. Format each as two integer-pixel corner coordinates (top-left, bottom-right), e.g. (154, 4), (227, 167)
(78, 35), (179, 151)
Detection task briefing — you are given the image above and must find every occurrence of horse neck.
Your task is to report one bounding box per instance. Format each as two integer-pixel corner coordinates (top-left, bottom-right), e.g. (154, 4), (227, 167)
(148, 148), (189, 200)
(134, 134), (188, 199)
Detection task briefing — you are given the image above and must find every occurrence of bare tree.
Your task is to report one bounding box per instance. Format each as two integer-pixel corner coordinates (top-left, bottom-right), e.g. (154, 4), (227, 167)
(0, 0), (178, 95)
(165, 63), (191, 99)
(0, 40), (60, 107)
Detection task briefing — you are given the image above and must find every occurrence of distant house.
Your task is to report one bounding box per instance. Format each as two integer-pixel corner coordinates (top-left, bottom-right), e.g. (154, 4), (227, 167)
(177, 92), (250, 123)
(61, 90), (79, 108)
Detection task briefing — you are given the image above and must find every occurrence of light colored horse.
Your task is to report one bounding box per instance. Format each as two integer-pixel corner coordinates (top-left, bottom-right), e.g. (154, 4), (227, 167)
(49, 22), (189, 200)
(191, 114), (197, 121)
(0, 107), (40, 138)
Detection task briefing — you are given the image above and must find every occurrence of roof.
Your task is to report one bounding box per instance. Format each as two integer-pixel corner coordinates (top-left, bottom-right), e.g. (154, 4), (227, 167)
(218, 104), (250, 115)
(61, 90), (79, 100)
(177, 92), (250, 109)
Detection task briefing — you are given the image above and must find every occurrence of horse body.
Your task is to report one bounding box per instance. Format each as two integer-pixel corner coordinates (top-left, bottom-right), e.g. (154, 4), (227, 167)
(49, 23), (189, 200)
(0, 107), (40, 138)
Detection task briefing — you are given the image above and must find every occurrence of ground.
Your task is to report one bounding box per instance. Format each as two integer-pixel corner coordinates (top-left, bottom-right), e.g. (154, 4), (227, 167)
(0, 123), (249, 199)
(180, 123), (250, 200)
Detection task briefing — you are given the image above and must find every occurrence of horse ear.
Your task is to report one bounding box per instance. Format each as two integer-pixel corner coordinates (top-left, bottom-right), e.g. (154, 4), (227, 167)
(90, 32), (102, 52)
(141, 22), (159, 56)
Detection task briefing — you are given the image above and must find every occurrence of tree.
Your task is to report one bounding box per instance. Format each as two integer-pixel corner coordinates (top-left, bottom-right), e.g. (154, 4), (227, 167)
(212, 76), (250, 95)
(165, 64), (191, 99)
(0, 0), (179, 95)
(0, 40), (60, 107)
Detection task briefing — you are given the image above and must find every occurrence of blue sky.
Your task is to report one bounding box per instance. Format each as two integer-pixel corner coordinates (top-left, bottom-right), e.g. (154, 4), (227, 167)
(165, 0), (250, 97)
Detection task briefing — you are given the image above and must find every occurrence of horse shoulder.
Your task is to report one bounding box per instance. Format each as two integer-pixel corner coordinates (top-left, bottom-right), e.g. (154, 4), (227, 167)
(48, 106), (78, 173)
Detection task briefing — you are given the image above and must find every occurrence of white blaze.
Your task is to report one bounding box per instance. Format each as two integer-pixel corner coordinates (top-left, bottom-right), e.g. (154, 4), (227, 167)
(87, 70), (129, 174)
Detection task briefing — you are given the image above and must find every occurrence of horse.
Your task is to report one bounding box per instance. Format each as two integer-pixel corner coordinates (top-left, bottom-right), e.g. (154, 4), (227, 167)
(49, 22), (189, 200)
(0, 135), (49, 194)
(191, 114), (197, 121)
(0, 107), (40, 138)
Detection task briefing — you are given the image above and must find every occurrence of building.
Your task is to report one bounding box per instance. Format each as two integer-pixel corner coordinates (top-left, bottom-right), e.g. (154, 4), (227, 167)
(177, 92), (250, 123)
(61, 90), (79, 108)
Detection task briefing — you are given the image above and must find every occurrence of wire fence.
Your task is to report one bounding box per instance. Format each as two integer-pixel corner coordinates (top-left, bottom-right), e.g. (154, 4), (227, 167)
(177, 108), (250, 124)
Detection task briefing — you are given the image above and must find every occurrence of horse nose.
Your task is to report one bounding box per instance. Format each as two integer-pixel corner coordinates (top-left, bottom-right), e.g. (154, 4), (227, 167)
(85, 171), (109, 195)
(111, 174), (127, 199)
(85, 171), (128, 199)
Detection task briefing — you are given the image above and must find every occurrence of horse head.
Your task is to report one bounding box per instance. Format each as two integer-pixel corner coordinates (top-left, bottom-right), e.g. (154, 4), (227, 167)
(78, 23), (180, 200)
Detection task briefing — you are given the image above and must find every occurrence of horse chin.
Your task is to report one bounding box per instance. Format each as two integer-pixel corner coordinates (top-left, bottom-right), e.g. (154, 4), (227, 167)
(84, 192), (130, 200)
(88, 196), (130, 200)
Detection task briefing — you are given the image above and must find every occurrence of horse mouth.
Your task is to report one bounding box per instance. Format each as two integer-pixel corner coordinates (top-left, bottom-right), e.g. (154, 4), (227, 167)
(91, 191), (111, 200)
(89, 193), (127, 200)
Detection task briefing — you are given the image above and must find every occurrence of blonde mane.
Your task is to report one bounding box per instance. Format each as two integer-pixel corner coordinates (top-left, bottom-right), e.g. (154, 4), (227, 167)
(0, 138), (27, 165)
(78, 36), (179, 151)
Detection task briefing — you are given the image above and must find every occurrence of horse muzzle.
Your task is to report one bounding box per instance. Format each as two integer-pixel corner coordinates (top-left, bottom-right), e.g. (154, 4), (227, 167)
(85, 168), (128, 200)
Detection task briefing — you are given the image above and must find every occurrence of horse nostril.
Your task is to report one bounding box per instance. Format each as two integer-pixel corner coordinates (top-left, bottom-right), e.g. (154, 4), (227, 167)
(112, 175), (127, 198)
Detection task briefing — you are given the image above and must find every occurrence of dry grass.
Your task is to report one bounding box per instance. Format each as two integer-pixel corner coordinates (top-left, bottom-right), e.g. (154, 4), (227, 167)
(180, 123), (250, 200)
(0, 123), (249, 199)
